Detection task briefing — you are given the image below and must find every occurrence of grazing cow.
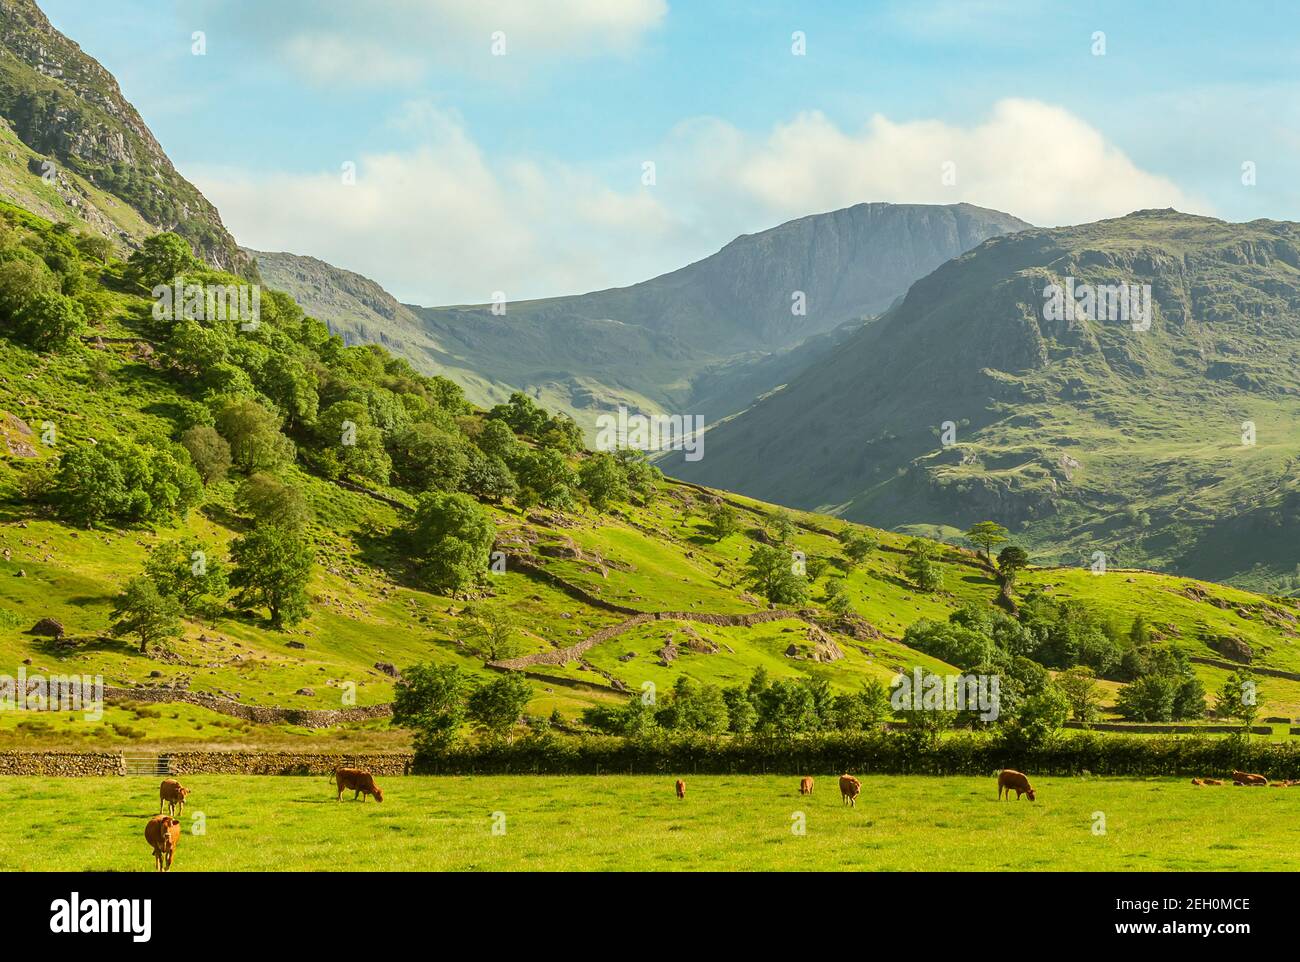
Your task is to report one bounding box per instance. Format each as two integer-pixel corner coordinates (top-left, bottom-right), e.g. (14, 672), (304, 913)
(675, 779), (686, 799)
(1231, 770), (1268, 786)
(799, 776), (814, 796)
(159, 778), (190, 816)
(1202, 778), (1224, 786)
(145, 815), (181, 872)
(998, 769), (1036, 801)
(333, 767), (384, 802)
(1191, 778), (1204, 786)
(839, 774), (861, 807)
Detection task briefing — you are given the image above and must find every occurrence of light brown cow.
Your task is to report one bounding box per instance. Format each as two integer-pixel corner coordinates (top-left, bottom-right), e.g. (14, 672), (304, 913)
(1231, 770), (1268, 786)
(1191, 778), (1204, 786)
(839, 774), (861, 807)
(799, 776), (814, 796)
(159, 778), (190, 816)
(333, 767), (383, 802)
(998, 769), (1036, 801)
(1202, 778), (1224, 785)
(675, 779), (686, 799)
(145, 815), (181, 872)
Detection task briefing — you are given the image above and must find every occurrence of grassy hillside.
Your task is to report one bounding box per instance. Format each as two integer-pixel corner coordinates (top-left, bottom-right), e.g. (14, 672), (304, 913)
(669, 210), (1300, 597)
(0, 198), (1297, 756)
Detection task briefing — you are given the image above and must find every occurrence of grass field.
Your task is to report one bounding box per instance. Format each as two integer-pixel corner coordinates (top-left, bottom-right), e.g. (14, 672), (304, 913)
(2, 774), (1297, 872)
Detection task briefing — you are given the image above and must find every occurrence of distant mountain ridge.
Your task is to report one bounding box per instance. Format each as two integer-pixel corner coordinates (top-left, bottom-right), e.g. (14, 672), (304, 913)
(667, 209), (1300, 595)
(404, 202), (1031, 429)
(0, 0), (253, 276)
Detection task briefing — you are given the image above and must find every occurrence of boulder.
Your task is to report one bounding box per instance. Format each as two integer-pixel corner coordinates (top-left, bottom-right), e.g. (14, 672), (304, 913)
(29, 617), (64, 639)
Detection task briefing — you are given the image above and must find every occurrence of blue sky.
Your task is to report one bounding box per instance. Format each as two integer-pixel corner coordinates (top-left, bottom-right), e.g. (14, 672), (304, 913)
(39, 0), (1300, 304)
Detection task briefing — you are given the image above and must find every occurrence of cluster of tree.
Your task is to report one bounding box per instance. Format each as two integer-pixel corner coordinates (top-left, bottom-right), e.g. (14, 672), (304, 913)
(0, 214), (113, 350)
(392, 663), (534, 757)
(107, 472), (315, 650)
(48, 437), (202, 527)
(581, 668), (893, 738)
(1111, 635), (1207, 722)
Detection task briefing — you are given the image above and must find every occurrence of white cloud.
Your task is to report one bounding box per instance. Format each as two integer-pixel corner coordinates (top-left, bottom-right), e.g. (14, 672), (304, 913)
(191, 105), (681, 304)
(191, 0), (668, 86)
(666, 99), (1207, 229)
(192, 98), (1206, 306)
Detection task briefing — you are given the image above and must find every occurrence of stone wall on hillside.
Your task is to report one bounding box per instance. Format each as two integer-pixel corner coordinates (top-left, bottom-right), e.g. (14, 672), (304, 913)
(165, 752), (414, 776)
(0, 751), (413, 776)
(0, 752), (123, 776)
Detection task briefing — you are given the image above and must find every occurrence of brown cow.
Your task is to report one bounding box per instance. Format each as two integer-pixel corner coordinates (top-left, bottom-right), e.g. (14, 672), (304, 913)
(333, 767), (383, 802)
(159, 778), (190, 816)
(1231, 770), (1268, 786)
(839, 774), (861, 807)
(1191, 778), (1204, 786)
(675, 779), (686, 799)
(998, 769), (1036, 801)
(799, 776), (814, 796)
(145, 815), (181, 872)
(1202, 778), (1224, 785)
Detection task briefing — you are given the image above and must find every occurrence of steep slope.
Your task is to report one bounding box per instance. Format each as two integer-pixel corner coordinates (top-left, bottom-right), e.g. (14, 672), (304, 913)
(0, 0), (253, 275)
(667, 210), (1300, 594)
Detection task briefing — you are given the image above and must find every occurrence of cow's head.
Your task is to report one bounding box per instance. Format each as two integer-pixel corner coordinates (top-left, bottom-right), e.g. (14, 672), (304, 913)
(162, 817), (180, 846)
(179, 787), (191, 800)
(372, 786), (384, 803)
(1025, 788), (1036, 802)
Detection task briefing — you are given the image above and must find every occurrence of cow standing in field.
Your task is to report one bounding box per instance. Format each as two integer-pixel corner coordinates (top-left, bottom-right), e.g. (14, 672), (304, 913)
(839, 775), (861, 807)
(159, 778), (190, 816)
(675, 779), (686, 799)
(799, 776), (814, 796)
(145, 815), (181, 872)
(333, 767), (384, 802)
(998, 769), (1036, 801)
(1231, 770), (1268, 786)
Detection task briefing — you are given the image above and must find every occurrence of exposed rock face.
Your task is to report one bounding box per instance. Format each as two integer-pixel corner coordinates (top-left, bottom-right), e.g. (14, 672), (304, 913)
(0, 412), (37, 458)
(0, 0), (254, 276)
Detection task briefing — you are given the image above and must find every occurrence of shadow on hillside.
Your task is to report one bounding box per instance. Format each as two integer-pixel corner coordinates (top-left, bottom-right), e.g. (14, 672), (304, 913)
(352, 527), (421, 593)
(33, 634), (137, 658)
(200, 502), (246, 532)
(66, 594), (113, 607)
(0, 502), (43, 525)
